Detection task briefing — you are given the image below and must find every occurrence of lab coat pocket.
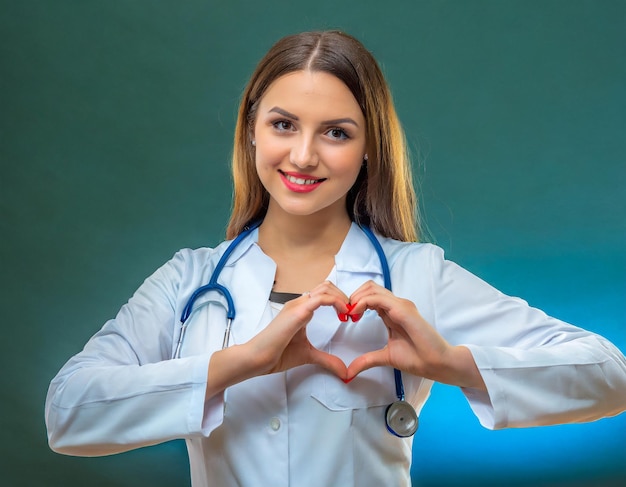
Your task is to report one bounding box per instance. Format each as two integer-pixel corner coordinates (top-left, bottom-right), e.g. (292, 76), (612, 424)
(312, 311), (398, 411)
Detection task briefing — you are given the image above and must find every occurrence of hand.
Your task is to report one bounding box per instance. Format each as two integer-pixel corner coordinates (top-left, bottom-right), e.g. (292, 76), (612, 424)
(345, 281), (486, 390)
(249, 280), (350, 379)
(207, 281), (351, 399)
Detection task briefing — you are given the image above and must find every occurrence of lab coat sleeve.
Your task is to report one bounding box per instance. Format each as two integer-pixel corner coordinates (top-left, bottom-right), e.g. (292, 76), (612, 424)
(45, 249), (225, 456)
(425, 245), (626, 430)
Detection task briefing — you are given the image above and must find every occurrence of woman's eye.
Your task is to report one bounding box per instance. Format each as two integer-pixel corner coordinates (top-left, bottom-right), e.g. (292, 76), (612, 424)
(327, 128), (349, 140)
(273, 120), (294, 131)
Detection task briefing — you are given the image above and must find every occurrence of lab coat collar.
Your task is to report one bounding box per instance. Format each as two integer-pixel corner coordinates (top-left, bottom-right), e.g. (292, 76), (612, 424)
(222, 226), (262, 268)
(222, 222), (384, 277)
(335, 223), (385, 277)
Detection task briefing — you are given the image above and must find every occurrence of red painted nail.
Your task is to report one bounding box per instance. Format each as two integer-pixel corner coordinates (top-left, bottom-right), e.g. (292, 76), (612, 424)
(346, 303), (356, 312)
(342, 377), (355, 384)
(337, 312), (349, 322)
(349, 313), (362, 322)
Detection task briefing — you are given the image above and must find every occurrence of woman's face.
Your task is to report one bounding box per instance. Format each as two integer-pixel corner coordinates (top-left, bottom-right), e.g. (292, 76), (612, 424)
(253, 70), (366, 221)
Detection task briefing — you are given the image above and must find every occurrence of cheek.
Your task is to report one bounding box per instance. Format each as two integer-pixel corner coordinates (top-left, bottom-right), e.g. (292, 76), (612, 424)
(254, 154), (272, 188)
(254, 143), (283, 189)
(255, 137), (288, 168)
(334, 150), (365, 181)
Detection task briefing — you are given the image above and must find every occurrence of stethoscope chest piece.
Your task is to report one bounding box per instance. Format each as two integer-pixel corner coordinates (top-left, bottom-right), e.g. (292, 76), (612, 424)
(385, 400), (419, 438)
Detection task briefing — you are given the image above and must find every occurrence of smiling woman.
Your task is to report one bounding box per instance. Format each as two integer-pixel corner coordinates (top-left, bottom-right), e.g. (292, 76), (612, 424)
(229, 31), (417, 243)
(44, 30), (626, 487)
(254, 71), (366, 223)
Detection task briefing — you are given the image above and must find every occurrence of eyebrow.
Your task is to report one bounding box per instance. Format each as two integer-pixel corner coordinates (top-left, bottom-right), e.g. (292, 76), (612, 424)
(268, 106), (360, 127)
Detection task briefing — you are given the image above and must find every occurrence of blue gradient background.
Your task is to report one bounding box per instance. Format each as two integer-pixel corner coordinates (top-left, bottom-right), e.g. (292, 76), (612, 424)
(1, 1), (624, 486)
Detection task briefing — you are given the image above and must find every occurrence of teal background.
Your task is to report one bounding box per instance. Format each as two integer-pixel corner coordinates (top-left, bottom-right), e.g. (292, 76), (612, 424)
(1, 1), (625, 486)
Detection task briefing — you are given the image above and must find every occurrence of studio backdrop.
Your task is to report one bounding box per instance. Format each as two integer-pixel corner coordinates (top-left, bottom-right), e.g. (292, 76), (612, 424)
(1, 1), (624, 486)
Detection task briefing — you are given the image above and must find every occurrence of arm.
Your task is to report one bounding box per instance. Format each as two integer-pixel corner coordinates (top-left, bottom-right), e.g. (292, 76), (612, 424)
(429, 245), (626, 429)
(45, 250), (214, 456)
(46, 254), (351, 456)
(346, 244), (626, 429)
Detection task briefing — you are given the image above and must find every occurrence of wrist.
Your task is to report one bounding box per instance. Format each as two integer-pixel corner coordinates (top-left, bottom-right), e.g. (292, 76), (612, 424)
(445, 345), (486, 391)
(206, 343), (260, 400)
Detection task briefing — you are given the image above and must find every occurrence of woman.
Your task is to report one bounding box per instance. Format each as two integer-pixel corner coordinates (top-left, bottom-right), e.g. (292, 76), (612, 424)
(45, 31), (626, 487)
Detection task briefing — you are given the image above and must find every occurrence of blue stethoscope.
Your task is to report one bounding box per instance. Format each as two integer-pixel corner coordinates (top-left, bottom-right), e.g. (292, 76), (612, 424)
(174, 221), (419, 438)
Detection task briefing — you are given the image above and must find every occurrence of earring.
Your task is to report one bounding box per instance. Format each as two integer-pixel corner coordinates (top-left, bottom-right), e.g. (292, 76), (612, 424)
(363, 154), (368, 161)
(251, 140), (256, 146)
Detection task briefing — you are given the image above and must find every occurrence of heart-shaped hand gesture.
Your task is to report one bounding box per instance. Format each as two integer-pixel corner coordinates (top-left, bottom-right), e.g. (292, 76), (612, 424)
(207, 280), (485, 399)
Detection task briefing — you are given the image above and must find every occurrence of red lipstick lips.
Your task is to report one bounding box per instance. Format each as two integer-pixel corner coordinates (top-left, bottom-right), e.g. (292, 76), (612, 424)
(279, 170), (326, 193)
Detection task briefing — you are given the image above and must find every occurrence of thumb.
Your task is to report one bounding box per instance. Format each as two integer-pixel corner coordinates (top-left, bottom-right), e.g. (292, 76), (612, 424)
(346, 348), (389, 381)
(308, 348), (348, 379)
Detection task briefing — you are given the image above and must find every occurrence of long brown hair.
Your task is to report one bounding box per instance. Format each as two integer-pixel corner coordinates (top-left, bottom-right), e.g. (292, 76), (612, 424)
(226, 31), (419, 242)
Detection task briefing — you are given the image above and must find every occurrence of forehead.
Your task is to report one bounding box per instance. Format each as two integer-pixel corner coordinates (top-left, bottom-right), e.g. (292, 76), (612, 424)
(257, 70), (364, 120)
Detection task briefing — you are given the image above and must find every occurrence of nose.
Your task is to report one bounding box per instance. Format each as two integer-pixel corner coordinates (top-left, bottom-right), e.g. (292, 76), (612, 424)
(290, 134), (319, 169)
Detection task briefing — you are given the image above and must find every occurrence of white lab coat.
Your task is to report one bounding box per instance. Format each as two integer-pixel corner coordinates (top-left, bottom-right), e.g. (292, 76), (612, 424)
(45, 223), (626, 487)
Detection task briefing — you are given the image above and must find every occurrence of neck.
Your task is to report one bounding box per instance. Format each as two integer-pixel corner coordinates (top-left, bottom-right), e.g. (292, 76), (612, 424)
(258, 207), (352, 257)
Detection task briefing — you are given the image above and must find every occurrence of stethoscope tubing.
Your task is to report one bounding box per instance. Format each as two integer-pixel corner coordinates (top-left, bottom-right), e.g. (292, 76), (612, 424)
(175, 221), (262, 356)
(175, 220), (417, 437)
(353, 225), (406, 403)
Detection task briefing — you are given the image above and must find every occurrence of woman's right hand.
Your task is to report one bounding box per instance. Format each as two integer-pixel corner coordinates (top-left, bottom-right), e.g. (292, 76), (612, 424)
(205, 281), (350, 400)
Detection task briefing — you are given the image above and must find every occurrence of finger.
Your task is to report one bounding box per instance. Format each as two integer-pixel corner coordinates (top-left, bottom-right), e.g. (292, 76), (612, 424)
(305, 280), (353, 318)
(349, 280), (388, 304)
(298, 292), (350, 317)
(342, 301), (362, 322)
(348, 292), (396, 320)
(289, 284), (345, 311)
(270, 288), (351, 343)
(310, 281), (349, 304)
(357, 291), (420, 324)
(346, 348), (389, 379)
(307, 348), (348, 379)
(378, 310), (412, 342)
(309, 280), (349, 300)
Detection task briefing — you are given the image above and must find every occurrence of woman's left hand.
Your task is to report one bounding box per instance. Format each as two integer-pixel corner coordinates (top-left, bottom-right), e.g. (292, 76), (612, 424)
(345, 280), (486, 390)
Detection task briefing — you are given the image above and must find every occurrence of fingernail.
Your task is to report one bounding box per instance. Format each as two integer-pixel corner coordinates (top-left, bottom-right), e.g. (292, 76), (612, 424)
(337, 312), (349, 322)
(342, 377), (355, 384)
(349, 313), (362, 322)
(346, 302), (356, 312)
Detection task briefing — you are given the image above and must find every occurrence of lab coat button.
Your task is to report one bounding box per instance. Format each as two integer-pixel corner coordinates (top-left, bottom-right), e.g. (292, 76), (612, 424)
(269, 417), (281, 431)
